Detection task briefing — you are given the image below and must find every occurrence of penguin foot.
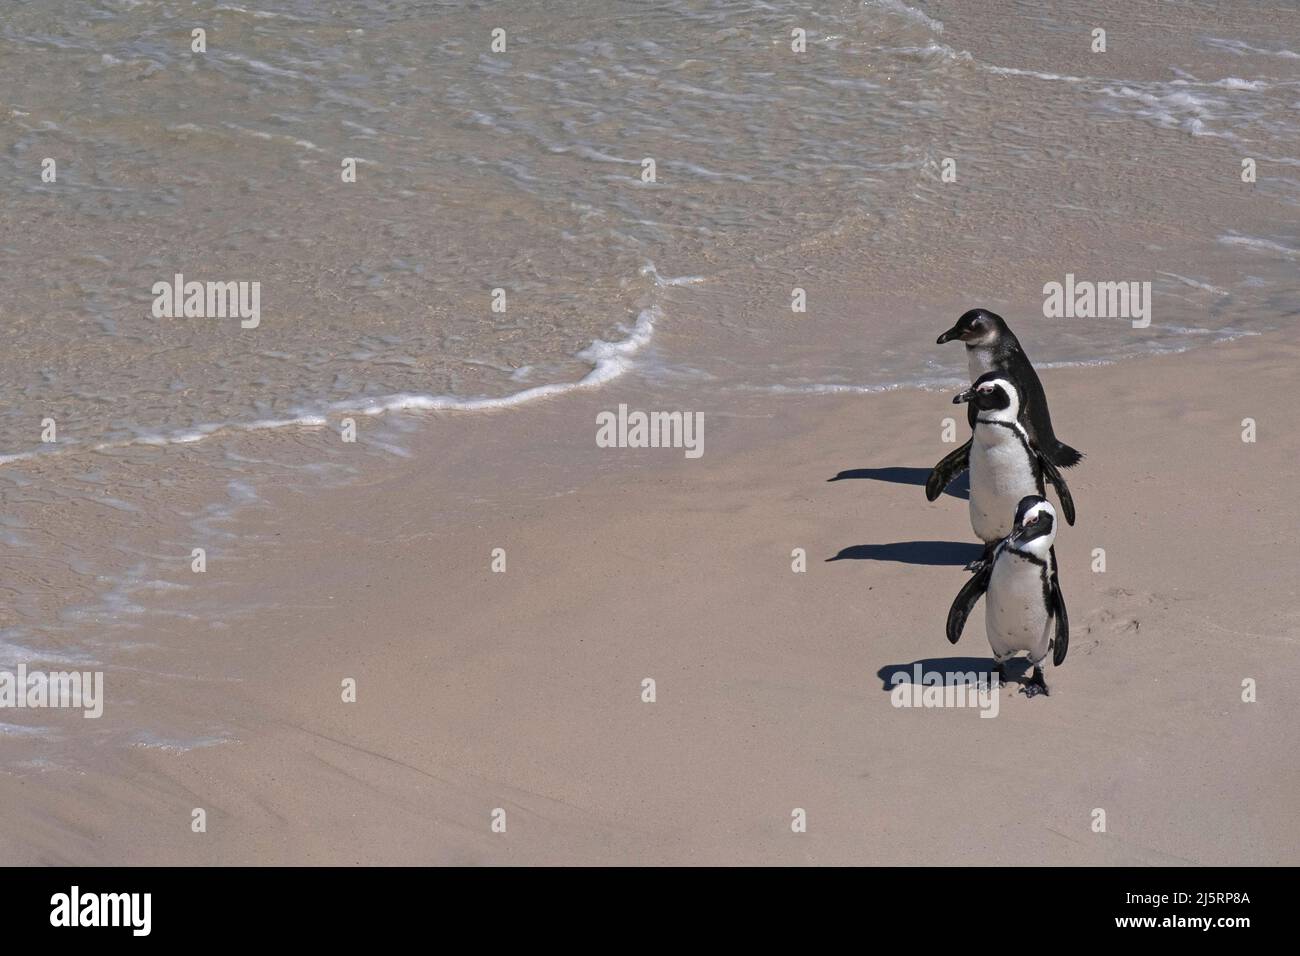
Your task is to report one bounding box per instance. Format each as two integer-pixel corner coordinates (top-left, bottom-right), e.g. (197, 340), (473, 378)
(1022, 665), (1050, 698)
(966, 543), (996, 573)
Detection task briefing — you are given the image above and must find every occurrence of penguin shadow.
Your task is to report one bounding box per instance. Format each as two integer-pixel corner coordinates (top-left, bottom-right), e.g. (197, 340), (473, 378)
(827, 466), (969, 500)
(877, 657), (1034, 691)
(827, 540), (982, 566)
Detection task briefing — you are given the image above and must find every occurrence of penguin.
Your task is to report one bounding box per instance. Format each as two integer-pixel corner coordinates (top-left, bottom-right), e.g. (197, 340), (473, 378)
(947, 495), (1069, 697)
(926, 309), (1082, 501)
(953, 372), (1074, 570)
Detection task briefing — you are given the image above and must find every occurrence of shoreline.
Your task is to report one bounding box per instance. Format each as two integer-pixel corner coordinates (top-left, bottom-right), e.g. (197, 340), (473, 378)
(3, 326), (1296, 864)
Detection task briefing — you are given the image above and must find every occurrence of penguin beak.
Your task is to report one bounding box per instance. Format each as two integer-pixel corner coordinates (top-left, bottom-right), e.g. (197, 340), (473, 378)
(1009, 520), (1036, 547)
(936, 325), (962, 344)
(953, 388), (974, 404)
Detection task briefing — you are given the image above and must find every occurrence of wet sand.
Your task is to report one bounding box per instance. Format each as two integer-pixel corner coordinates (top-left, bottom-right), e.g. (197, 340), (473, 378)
(3, 326), (1296, 865)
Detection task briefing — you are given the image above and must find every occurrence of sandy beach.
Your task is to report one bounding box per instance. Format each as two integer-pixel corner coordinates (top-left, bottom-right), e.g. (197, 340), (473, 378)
(3, 325), (1295, 865)
(1, 0), (1297, 872)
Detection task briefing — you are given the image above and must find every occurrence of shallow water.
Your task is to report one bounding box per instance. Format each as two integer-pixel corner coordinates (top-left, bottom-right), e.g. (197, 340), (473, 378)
(2, 0), (1293, 454)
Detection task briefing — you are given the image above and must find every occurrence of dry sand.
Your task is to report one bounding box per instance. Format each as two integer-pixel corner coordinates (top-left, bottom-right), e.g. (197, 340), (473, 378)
(1, 329), (1297, 865)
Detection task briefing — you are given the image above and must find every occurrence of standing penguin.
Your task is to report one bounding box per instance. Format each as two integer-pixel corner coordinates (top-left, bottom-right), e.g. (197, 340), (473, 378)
(954, 372), (1074, 569)
(927, 309), (1082, 501)
(947, 495), (1069, 696)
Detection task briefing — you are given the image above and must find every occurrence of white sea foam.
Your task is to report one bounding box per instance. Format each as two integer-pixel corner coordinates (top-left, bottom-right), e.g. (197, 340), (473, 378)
(0, 449), (42, 466)
(129, 732), (231, 753)
(982, 65), (1090, 83)
(214, 4), (290, 19)
(889, 42), (970, 63)
(868, 0), (944, 35)
(1030, 329), (1261, 366)
(1098, 85), (1237, 140)
(222, 53), (310, 81)
(1173, 77), (1269, 91)
(0, 262), (679, 466)
(1154, 326), (1258, 338)
(750, 377), (960, 396)
(1204, 38), (1300, 60)
(0, 634), (99, 667)
(346, 305), (661, 416)
(1218, 234), (1300, 258)
(0, 722), (51, 738)
(1157, 272), (1231, 296)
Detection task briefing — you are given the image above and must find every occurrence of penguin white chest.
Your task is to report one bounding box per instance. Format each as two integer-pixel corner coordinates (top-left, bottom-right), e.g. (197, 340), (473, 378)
(968, 425), (1040, 543)
(986, 554), (1053, 662)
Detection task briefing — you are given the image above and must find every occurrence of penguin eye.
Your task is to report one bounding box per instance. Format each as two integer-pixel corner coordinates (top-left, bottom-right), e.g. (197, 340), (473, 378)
(1025, 515), (1038, 525)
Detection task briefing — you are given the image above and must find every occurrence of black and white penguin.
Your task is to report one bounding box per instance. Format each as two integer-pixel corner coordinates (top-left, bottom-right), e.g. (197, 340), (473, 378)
(953, 372), (1074, 569)
(927, 309), (1082, 501)
(947, 495), (1069, 696)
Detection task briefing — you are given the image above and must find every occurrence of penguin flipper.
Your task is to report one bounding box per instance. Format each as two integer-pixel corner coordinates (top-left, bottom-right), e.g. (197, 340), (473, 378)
(1045, 440), (1084, 469)
(926, 438), (971, 501)
(1050, 549), (1069, 666)
(946, 562), (992, 645)
(1038, 451), (1076, 526)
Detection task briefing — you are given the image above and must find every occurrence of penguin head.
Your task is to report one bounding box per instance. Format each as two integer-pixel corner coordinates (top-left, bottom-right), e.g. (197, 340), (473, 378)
(936, 308), (1007, 347)
(1009, 495), (1056, 556)
(953, 372), (1020, 421)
